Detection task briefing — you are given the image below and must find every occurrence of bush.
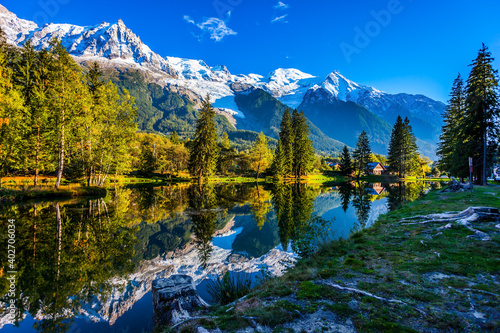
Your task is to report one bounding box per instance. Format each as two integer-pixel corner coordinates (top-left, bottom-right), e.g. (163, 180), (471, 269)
(206, 272), (252, 305)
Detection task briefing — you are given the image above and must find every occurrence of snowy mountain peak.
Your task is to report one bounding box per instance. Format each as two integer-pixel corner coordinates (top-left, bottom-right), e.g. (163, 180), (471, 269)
(260, 68), (318, 106)
(0, 4), (38, 45)
(318, 70), (384, 102)
(20, 17), (177, 77)
(267, 68), (315, 82)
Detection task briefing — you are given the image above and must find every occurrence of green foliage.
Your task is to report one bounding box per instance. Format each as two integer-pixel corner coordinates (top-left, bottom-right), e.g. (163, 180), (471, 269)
(438, 44), (499, 184)
(387, 116), (419, 177)
(188, 95), (220, 181)
(291, 110), (314, 178)
(0, 36), (26, 180)
(463, 43), (499, 184)
(339, 145), (353, 176)
(272, 109), (314, 179)
(352, 130), (371, 177)
(249, 131), (273, 178)
(206, 271), (253, 305)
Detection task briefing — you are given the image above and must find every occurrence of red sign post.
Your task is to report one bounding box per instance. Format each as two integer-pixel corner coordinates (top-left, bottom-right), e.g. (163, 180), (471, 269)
(468, 157), (473, 201)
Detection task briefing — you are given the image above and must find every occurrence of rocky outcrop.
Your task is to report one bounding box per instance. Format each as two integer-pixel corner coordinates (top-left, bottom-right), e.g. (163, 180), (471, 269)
(152, 275), (208, 326)
(441, 178), (473, 192)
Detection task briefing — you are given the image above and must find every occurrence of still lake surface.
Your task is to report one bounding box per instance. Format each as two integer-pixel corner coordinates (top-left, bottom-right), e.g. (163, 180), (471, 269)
(0, 181), (431, 332)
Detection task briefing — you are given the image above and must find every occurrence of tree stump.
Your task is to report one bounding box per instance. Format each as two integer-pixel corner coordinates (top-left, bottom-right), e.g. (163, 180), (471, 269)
(152, 274), (208, 327)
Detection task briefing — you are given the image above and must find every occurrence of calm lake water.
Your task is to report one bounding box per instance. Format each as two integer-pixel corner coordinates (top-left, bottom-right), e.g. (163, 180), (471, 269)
(0, 181), (431, 332)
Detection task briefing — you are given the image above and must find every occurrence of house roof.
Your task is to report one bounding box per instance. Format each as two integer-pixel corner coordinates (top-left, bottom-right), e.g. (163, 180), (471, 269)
(366, 162), (385, 170)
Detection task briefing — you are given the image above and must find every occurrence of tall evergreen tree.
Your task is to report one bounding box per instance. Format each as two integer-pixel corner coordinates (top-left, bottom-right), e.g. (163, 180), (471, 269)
(171, 130), (180, 145)
(352, 130), (371, 177)
(188, 95), (220, 182)
(437, 74), (468, 179)
(339, 145), (353, 176)
(15, 40), (46, 185)
(401, 117), (419, 177)
(387, 115), (404, 177)
(272, 138), (286, 179)
(463, 43), (499, 185)
(291, 109), (314, 178)
(272, 109), (293, 178)
(387, 116), (419, 178)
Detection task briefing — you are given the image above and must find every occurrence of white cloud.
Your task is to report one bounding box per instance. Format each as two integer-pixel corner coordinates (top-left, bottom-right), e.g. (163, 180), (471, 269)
(274, 2), (289, 9)
(183, 16), (237, 42)
(271, 14), (288, 24)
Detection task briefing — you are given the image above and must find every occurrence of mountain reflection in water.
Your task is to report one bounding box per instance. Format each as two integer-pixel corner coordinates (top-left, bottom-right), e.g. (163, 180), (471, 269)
(0, 181), (429, 332)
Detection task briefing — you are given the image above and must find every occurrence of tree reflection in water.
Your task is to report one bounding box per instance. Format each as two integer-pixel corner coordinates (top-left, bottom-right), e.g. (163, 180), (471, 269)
(0, 198), (137, 333)
(271, 182), (316, 254)
(386, 181), (429, 211)
(188, 183), (219, 269)
(352, 182), (372, 230)
(338, 182), (353, 212)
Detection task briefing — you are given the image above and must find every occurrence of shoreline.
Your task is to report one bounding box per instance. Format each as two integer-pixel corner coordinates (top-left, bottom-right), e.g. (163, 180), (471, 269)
(167, 185), (500, 332)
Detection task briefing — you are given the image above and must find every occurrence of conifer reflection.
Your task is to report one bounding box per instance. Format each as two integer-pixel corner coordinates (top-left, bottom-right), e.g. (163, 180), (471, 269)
(188, 184), (219, 268)
(351, 182), (372, 230)
(338, 182), (353, 212)
(271, 182), (315, 252)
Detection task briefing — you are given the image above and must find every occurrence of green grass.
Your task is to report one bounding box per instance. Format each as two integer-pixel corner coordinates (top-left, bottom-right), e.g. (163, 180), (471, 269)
(189, 184), (500, 332)
(0, 185), (106, 201)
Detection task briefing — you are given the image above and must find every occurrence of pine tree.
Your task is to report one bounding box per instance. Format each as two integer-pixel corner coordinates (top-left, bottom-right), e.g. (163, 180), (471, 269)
(352, 130), (371, 177)
(401, 117), (419, 177)
(272, 138), (286, 179)
(272, 109), (294, 178)
(387, 115), (404, 177)
(250, 131), (273, 179)
(188, 95), (220, 182)
(463, 44), (499, 185)
(15, 39), (45, 185)
(221, 131), (230, 149)
(437, 74), (468, 179)
(339, 145), (352, 176)
(387, 116), (419, 178)
(291, 110), (314, 178)
(171, 130), (180, 145)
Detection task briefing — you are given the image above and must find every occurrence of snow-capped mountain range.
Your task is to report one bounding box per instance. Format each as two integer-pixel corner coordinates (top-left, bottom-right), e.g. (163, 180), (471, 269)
(0, 4), (444, 144)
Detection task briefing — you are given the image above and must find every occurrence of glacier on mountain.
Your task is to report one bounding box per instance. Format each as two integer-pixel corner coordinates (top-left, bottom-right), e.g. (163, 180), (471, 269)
(0, 3), (444, 131)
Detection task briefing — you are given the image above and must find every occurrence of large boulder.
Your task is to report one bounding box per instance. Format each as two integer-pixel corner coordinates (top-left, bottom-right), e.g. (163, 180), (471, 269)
(152, 274), (208, 327)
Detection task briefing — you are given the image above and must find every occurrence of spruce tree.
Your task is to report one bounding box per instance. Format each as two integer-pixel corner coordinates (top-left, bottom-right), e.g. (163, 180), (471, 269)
(387, 115), (404, 177)
(188, 95), (220, 182)
(272, 138), (286, 179)
(272, 109), (293, 178)
(16, 39), (49, 185)
(463, 44), (499, 185)
(339, 145), (352, 176)
(387, 116), (419, 178)
(437, 74), (468, 179)
(401, 117), (419, 177)
(352, 130), (371, 177)
(171, 130), (180, 145)
(291, 109), (314, 178)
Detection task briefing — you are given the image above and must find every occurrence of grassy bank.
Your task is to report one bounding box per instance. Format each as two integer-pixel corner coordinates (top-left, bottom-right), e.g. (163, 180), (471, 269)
(0, 185), (107, 202)
(173, 186), (500, 332)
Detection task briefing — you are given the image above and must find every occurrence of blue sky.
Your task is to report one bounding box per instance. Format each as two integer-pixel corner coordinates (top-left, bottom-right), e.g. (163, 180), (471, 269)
(3, 0), (500, 102)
